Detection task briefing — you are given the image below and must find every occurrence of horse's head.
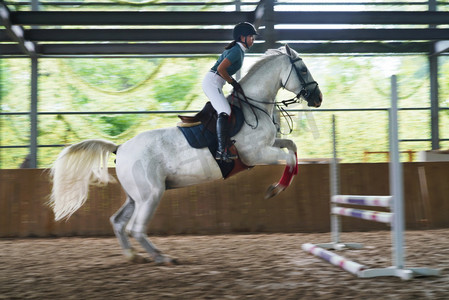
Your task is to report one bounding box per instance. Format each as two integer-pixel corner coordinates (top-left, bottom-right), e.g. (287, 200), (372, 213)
(282, 45), (322, 108)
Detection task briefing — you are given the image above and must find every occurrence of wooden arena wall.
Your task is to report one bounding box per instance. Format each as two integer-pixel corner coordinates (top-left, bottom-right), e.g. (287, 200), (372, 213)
(1, 162), (448, 237)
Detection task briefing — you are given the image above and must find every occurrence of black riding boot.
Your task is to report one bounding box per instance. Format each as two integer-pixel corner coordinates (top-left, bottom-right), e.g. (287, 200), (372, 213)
(216, 112), (238, 162)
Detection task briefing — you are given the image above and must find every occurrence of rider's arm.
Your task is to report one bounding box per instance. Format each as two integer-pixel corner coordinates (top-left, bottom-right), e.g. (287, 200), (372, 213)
(217, 58), (235, 84)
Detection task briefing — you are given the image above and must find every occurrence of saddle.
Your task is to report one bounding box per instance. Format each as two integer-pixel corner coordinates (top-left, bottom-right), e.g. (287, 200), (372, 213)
(178, 102), (234, 134)
(177, 101), (245, 140)
(177, 102), (214, 127)
(177, 102), (251, 178)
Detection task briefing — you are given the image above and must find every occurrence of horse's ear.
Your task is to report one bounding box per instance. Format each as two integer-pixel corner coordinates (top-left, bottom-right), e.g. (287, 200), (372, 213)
(285, 44), (293, 57)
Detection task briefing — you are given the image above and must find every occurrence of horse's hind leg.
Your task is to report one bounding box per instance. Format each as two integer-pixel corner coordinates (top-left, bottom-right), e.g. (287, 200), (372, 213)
(110, 196), (142, 262)
(128, 188), (177, 265)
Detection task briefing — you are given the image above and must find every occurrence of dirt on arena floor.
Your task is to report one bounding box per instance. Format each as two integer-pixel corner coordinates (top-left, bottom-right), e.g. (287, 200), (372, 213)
(0, 229), (448, 299)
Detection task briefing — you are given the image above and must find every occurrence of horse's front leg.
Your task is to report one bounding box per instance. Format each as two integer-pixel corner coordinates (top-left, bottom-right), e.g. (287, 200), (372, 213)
(273, 138), (297, 153)
(254, 138), (299, 199)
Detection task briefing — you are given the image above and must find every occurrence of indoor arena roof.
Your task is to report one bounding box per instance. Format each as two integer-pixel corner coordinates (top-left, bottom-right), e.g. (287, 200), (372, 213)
(1, 0), (449, 57)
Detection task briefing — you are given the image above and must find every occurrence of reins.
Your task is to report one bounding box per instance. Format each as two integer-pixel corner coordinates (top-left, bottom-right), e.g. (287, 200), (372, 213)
(231, 90), (267, 130)
(231, 88), (300, 134)
(231, 54), (319, 134)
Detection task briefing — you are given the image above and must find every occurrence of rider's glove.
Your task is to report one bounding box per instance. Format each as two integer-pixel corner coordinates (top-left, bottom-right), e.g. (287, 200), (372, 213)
(230, 79), (244, 95)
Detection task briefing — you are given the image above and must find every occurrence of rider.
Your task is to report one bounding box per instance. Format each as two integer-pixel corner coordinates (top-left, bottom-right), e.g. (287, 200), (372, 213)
(202, 22), (257, 162)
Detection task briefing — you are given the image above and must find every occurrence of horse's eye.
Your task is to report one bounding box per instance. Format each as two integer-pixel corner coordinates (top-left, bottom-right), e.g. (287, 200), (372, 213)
(301, 68), (308, 73)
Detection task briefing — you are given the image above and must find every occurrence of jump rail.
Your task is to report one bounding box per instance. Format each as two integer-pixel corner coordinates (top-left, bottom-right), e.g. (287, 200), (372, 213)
(331, 206), (393, 224)
(302, 76), (440, 280)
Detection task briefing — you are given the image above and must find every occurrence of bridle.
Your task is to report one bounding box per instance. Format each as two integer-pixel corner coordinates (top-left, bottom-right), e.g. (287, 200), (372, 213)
(279, 57), (319, 107)
(232, 54), (319, 133)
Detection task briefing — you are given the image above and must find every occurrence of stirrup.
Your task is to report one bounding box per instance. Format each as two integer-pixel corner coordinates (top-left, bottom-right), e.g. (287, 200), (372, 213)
(215, 150), (238, 162)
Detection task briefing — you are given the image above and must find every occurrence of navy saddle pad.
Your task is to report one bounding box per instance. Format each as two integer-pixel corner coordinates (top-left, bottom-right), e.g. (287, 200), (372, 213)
(177, 105), (244, 150)
(177, 105), (244, 178)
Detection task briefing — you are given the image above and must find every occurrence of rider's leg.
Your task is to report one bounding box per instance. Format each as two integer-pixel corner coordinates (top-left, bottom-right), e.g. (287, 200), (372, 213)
(216, 112), (238, 162)
(202, 72), (238, 162)
(202, 71), (231, 115)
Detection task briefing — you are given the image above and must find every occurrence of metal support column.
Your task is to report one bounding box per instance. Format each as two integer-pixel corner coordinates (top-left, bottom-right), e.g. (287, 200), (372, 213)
(29, 0), (40, 168)
(429, 55), (439, 150)
(263, 0), (275, 50)
(0, 59), (2, 168)
(30, 57), (38, 168)
(235, 0), (241, 81)
(429, 0), (440, 150)
(234, 0), (241, 11)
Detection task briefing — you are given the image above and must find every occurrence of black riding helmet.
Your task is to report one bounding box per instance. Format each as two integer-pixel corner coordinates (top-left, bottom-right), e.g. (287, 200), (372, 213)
(233, 22), (258, 42)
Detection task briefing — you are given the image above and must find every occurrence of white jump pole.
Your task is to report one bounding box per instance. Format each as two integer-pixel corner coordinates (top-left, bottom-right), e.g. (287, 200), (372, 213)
(330, 115), (340, 245)
(389, 75), (406, 270)
(386, 75), (439, 278)
(327, 115), (363, 250)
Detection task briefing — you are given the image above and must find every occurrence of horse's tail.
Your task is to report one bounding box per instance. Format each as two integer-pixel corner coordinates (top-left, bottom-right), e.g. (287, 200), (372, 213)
(49, 139), (118, 221)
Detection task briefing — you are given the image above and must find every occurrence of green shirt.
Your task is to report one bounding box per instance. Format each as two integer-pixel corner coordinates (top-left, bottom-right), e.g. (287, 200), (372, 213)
(211, 43), (245, 76)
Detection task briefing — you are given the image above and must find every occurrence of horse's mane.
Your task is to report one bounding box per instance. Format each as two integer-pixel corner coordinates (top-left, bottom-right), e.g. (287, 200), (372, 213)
(240, 46), (297, 84)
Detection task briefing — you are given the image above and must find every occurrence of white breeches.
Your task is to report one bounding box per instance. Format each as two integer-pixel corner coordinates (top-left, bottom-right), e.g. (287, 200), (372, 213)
(202, 71), (231, 115)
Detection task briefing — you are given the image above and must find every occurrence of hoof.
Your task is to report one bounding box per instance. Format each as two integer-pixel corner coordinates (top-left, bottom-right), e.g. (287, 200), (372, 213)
(124, 248), (150, 264)
(130, 255), (151, 264)
(264, 183), (286, 200)
(154, 255), (179, 266)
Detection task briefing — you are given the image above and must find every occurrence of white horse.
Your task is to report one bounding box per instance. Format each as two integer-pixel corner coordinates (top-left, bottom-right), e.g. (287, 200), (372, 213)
(49, 45), (322, 264)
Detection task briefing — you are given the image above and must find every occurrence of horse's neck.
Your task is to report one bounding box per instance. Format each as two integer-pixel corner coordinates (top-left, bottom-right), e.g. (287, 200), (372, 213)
(239, 56), (285, 115)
